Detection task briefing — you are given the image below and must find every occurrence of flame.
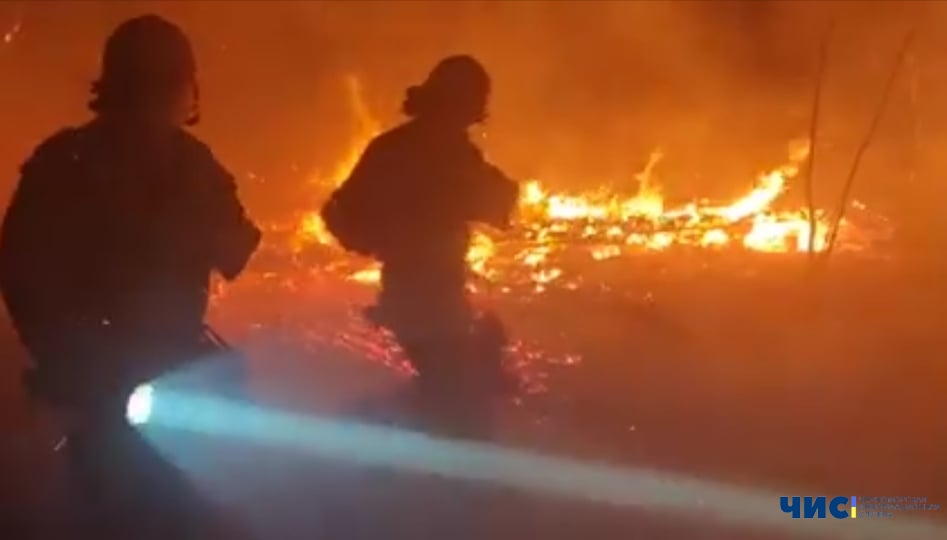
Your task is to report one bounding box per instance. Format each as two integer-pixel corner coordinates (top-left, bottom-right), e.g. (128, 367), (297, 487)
(321, 76), (382, 189)
(292, 211), (334, 251)
(288, 79), (885, 291)
(467, 231), (497, 279)
(349, 266), (381, 285)
(293, 75), (382, 250)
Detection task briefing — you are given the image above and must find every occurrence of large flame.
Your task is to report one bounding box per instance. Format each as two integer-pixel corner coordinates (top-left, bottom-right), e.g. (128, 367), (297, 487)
(293, 75), (382, 251)
(289, 78), (883, 290)
(321, 76), (382, 190)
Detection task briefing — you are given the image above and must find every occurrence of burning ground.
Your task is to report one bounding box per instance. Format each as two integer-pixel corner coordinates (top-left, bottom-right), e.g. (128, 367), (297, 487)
(212, 79), (898, 393)
(3, 71), (941, 540)
(284, 83), (894, 289)
(194, 78), (947, 537)
(3, 3), (946, 538)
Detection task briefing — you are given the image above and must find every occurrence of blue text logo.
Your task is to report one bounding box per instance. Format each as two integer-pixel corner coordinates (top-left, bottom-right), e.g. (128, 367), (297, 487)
(781, 496), (854, 519)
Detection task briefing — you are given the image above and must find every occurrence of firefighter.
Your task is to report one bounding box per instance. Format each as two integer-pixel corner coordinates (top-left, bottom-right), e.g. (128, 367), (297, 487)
(322, 55), (520, 439)
(0, 15), (260, 539)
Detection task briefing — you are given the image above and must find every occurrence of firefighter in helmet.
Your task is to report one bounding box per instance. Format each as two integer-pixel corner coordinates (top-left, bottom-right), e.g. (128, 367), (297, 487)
(322, 55), (520, 438)
(0, 15), (260, 538)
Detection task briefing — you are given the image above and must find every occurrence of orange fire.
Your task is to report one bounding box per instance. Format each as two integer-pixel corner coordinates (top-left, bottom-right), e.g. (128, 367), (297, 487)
(291, 78), (876, 290)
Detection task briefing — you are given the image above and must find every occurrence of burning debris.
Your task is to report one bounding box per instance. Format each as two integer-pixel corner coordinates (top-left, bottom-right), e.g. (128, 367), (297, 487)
(279, 80), (892, 296)
(212, 77), (893, 393)
(211, 271), (573, 397)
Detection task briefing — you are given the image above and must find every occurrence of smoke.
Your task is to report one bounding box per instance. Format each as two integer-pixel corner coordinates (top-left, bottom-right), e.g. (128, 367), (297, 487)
(0, 1), (942, 247)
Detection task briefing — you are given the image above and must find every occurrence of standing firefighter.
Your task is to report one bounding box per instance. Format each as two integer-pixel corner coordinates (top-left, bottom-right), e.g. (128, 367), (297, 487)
(322, 55), (519, 438)
(0, 15), (260, 539)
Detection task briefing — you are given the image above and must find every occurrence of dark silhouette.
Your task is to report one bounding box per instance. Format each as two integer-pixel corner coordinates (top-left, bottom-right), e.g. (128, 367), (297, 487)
(0, 15), (260, 539)
(322, 55), (519, 439)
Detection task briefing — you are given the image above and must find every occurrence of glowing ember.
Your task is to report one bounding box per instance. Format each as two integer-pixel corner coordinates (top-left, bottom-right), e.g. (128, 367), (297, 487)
(3, 21), (20, 45)
(212, 78), (895, 400)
